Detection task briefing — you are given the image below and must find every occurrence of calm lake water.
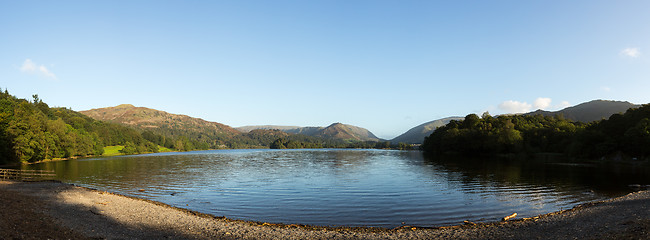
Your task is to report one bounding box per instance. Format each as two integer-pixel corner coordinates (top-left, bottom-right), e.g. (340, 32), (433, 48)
(26, 149), (650, 228)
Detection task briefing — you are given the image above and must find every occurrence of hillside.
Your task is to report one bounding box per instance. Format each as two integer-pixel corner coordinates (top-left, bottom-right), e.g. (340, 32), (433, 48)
(237, 123), (381, 142)
(81, 104), (240, 136)
(81, 105), (371, 149)
(390, 117), (464, 144)
(81, 105), (277, 149)
(525, 100), (638, 123)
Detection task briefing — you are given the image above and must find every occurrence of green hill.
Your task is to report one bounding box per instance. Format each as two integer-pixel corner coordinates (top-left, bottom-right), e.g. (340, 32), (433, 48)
(81, 104), (241, 149)
(80, 104), (300, 149)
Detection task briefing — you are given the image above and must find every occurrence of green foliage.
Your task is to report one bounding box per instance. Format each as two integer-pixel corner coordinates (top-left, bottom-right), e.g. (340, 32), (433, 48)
(269, 135), (332, 149)
(577, 105), (650, 159)
(423, 105), (650, 160)
(0, 89), (169, 164)
(119, 141), (137, 155)
(422, 113), (582, 156)
(269, 134), (413, 150)
(397, 142), (413, 150)
(270, 138), (288, 149)
(157, 145), (173, 152)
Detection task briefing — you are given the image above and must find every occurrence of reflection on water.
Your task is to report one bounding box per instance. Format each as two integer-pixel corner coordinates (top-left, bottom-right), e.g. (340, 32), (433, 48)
(26, 149), (650, 228)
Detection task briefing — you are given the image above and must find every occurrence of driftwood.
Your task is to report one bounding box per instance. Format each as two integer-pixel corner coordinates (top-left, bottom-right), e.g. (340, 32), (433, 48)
(502, 212), (517, 221)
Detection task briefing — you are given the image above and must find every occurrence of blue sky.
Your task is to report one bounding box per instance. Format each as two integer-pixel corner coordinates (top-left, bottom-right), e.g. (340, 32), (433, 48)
(1, 1), (649, 139)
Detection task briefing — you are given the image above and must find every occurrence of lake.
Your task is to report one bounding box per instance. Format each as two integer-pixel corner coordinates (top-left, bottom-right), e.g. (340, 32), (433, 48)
(25, 149), (650, 228)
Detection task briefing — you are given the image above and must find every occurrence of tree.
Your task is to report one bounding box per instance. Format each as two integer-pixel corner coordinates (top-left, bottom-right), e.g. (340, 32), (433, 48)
(397, 142), (411, 150)
(623, 118), (650, 157)
(270, 138), (288, 149)
(120, 141), (138, 155)
(463, 114), (480, 129)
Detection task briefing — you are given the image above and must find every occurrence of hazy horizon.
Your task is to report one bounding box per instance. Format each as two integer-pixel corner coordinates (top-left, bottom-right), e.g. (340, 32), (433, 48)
(2, 1), (649, 139)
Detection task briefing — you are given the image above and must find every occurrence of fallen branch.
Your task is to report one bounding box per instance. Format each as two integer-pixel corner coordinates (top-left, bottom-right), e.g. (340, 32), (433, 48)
(502, 213), (517, 221)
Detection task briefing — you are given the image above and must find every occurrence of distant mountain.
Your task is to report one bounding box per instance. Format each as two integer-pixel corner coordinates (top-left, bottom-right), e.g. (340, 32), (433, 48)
(284, 126), (324, 136)
(236, 125), (302, 133)
(390, 117), (464, 144)
(524, 100), (639, 123)
(315, 123), (381, 141)
(236, 123), (382, 142)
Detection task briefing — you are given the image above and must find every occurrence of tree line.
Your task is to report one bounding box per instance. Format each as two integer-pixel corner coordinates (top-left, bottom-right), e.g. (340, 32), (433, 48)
(421, 105), (650, 160)
(270, 135), (414, 150)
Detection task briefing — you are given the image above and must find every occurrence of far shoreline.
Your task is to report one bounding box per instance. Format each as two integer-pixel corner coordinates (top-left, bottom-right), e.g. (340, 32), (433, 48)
(17, 147), (405, 166)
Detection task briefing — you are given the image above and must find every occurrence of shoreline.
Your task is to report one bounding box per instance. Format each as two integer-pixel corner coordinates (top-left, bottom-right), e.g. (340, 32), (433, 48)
(11, 148), (401, 167)
(1, 180), (649, 239)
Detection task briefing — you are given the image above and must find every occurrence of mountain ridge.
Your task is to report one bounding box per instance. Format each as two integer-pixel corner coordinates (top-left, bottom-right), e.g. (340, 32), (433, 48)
(236, 123), (382, 142)
(81, 105), (383, 149)
(523, 100), (639, 122)
(236, 125), (302, 132)
(81, 104), (240, 135)
(81, 104), (269, 149)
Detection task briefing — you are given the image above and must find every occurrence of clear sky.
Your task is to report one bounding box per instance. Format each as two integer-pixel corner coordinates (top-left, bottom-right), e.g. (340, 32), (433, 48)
(1, 1), (649, 139)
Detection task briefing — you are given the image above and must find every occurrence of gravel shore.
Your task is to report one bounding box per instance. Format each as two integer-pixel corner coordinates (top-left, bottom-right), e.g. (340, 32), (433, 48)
(1, 180), (648, 239)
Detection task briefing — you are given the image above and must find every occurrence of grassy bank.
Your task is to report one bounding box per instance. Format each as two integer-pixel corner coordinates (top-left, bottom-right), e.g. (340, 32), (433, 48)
(102, 145), (174, 157)
(102, 146), (125, 156)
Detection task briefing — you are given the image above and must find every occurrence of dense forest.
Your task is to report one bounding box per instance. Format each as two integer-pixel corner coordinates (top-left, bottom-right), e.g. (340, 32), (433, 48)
(0, 89), (168, 164)
(422, 105), (650, 160)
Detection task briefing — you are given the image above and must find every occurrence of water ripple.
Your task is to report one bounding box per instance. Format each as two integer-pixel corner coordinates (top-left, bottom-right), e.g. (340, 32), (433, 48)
(26, 149), (647, 228)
